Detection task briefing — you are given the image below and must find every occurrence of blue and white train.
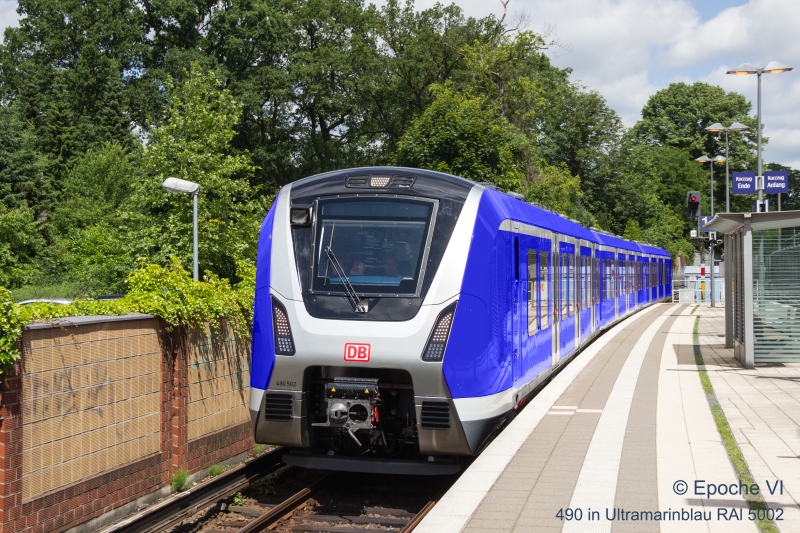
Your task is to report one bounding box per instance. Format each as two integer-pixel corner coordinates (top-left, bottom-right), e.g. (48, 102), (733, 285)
(249, 167), (672, 474)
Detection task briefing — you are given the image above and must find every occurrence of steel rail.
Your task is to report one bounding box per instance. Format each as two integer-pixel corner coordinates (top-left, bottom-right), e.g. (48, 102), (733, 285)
(99, 449), (284, 533)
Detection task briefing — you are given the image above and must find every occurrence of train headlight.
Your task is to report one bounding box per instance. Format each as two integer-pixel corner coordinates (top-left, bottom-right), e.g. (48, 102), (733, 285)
(421, 302), (457, 362)
(272, 297), (296, 355)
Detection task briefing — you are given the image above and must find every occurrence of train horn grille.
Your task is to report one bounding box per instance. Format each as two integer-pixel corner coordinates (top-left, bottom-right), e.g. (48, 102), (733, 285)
(420, 401), (450, 430)
(264, 393), (293, 421)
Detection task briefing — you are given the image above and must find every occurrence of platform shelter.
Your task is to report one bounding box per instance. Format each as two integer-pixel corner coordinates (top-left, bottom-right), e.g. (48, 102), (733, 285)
(707, 210), (800, 368)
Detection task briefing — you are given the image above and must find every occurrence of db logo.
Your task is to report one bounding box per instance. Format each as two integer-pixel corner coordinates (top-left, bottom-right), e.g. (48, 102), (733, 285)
(344, 343), (371, 362)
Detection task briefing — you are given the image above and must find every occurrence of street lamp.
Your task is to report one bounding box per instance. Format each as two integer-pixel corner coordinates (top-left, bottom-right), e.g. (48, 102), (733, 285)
(162, 177), (201, 281)
(726, 61), (793, 207)
(705, 121), (749, 212)
(695, 155), (726, 308)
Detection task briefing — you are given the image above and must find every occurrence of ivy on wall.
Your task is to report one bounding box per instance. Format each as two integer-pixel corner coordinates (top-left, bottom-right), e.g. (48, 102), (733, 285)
(0, 258), (256, 374)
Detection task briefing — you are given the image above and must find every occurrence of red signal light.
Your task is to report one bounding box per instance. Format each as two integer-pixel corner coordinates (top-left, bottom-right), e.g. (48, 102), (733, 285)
(691, 196), (697, 202)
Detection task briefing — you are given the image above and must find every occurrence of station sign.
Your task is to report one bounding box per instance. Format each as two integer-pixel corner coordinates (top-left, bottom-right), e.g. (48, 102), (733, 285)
(764, 170), (789, 193)
(700, 215), (713, 233)
(732, 171), (755, 194)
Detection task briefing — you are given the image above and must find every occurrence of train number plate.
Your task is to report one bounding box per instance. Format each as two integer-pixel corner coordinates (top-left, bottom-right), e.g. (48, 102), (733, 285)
(344, 343), (371, 362)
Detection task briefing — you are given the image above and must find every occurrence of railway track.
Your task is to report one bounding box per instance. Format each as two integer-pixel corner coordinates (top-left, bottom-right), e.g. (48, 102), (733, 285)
(194, 469), (448, 533)
(99, 448), (449, 533)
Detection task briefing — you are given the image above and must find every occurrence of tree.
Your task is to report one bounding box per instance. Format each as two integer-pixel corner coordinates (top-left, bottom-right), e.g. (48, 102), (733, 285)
(0, 204), (45, 288)
(630, 82), (758, 162)
(137, 61), (258, 280)
(0, 105), (47, 211)
(394, 85), (524, 191)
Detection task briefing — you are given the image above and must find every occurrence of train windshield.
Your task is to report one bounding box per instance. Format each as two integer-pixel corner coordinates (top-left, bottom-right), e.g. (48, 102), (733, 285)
(313, 197), (436, 296)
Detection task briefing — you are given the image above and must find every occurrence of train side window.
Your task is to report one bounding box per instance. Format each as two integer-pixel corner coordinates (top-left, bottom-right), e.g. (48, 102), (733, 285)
(527, 250), (538, 335)
(580, 255), (586, 311)
(540, 251), (549, 329)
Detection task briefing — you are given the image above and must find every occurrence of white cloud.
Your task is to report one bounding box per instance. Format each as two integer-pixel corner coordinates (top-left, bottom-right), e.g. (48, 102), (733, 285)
(0, 0), (18, 36)
(393, 0), (800, 167)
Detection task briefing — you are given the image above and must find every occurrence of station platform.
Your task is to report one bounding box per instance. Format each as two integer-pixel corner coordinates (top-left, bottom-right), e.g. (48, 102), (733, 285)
(417, 304), (800, 533)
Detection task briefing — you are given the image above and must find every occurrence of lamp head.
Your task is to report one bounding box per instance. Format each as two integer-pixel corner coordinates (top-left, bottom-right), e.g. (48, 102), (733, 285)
(162, 177), (200, 194)
(705, 122), (725, 132)
(712, 155), (727, 163)
(695, 155), (712, 163)
(728, 121), (749, 131)
(763, 61), (793, 74)
(726, 62), (758, 75)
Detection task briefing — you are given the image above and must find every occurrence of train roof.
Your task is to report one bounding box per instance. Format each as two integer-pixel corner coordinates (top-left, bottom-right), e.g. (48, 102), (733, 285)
(287, 166), (670, 258)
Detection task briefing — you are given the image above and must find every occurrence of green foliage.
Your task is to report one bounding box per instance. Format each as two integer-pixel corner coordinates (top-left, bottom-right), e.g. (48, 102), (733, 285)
(138, 61), (259, 280)
(0, 288), (23, 370)
(395, 85), (524, 191)
(630, 82), (758, 162)
(0, 259), (255, 375)
(251, 477), (276, 495)
(252, 443), (265, 456)
(171, 468), (189, 492)
(622, 220), (642, 242)
(208, 464), (224, 477)
(231, 492), (246, 506)
(0, 203), (45, 288)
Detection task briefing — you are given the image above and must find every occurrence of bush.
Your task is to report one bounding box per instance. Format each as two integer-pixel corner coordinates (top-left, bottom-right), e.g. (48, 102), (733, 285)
(171, 469), (189, 492)
(208, 464), (224, 477)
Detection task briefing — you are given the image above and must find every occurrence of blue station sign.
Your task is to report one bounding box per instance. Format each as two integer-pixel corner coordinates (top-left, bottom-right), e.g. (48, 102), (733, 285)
(764, 170), (789, 193)
(732, 171), (755, 194)
(700, 215), (713, 233)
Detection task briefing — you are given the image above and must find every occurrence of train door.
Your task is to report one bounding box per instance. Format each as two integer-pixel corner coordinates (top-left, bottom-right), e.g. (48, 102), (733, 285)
(558, 240), (577, 358)
(628, 254), (636, 311)
(512, 236), (522, 385)
(617, 251), (627, 316)
(580, 245), (593, 342)
(593, 248), (601, 330)
(651, 257), (658, 301)
(514, 232), (553, 387)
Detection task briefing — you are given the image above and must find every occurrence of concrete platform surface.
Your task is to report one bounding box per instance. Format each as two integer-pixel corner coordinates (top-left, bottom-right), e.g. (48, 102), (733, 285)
(417, 303), (797, 532)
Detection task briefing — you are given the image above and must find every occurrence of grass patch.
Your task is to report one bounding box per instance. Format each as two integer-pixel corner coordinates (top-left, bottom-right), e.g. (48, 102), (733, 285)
(208, 464), (224, 477)
(252, 443), (264, 456)
(691, 304), (700, 314)
(171, 468), (189, 493)
(11, 281), (94, 302)
(693, 317), (778, 533)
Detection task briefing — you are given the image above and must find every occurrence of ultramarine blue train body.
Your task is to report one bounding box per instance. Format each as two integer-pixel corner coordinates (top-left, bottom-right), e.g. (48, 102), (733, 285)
(249, 167), (672, 470)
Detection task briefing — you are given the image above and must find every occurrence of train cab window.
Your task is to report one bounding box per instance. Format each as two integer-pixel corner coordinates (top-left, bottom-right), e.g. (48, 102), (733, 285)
(540, 251), (550, 329)
(527, 251), (538, 335)
(313, 197), (434, 296)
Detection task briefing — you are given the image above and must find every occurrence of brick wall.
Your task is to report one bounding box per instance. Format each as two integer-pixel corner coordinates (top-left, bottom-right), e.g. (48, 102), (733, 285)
(0, 315), (253, 533)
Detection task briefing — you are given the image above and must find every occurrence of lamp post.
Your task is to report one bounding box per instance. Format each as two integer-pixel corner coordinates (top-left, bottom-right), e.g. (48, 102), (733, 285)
(695, 155), (726, 307)
(162, 177), (201, 281)
(727, 62), (793, 315)
(726, 61), (793, 207)
(704, 122), (749, 213)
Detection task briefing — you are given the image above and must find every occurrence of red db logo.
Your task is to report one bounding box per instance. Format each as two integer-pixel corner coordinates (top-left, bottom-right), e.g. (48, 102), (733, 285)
(344, 343), (371, 362)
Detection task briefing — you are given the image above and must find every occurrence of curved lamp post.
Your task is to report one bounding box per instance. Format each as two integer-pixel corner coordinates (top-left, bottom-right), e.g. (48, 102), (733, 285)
(695, 155), (726, 307)
(162, 177), (201, 281)
(705, 122), (749, 213)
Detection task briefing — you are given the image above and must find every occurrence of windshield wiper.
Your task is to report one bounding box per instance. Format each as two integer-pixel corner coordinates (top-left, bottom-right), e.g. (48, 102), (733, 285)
(325, 246), (368, 313)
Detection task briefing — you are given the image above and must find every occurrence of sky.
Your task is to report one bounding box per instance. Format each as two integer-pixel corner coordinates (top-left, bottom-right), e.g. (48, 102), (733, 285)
(0, 0), (797, 167)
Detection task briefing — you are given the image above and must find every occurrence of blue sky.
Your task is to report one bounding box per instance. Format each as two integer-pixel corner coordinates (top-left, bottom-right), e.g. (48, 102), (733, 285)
(0, 0), (798, 167)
